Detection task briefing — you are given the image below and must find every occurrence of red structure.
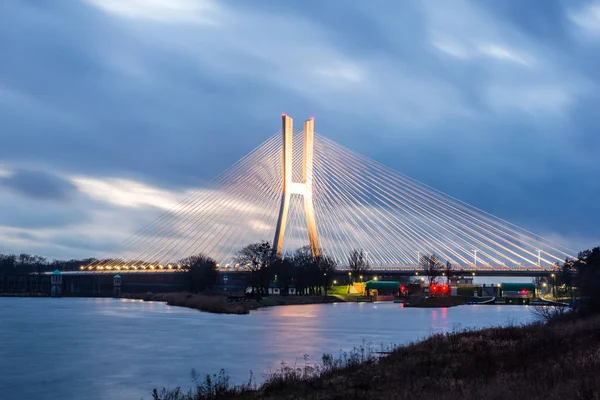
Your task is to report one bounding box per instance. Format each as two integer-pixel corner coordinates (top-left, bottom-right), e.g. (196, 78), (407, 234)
(429, 284), (449, 297)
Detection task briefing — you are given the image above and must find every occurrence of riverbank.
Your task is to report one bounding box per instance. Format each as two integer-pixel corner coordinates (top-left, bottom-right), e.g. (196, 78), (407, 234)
(122, 292), (346, 314)
(153, 313), (600, 399)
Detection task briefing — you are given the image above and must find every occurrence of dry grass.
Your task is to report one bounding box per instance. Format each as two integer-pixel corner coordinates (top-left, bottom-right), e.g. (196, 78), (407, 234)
(152, 314), (600, 400)
(124, 292), (251, 314)
(123, 293), (344, 315)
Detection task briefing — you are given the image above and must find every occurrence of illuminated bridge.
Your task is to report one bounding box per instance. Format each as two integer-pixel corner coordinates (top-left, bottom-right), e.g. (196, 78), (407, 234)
(83, 115), (574, 275)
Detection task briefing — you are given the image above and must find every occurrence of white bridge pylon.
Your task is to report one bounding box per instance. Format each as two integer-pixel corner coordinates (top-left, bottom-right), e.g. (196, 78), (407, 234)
(273, 115), (320, 259)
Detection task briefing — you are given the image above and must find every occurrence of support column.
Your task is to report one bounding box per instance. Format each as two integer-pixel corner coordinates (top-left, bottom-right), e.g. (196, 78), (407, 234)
(272, 115), (321, 259)
(303, 118), (320, 257)
(273, 114), (293, 257)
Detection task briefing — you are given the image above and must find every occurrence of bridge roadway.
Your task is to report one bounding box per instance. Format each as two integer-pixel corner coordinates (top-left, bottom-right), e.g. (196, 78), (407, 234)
(59, 265), (557, 278)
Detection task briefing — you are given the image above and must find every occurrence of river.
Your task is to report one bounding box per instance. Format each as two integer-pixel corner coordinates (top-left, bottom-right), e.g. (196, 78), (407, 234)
(0, 298), (536, 400)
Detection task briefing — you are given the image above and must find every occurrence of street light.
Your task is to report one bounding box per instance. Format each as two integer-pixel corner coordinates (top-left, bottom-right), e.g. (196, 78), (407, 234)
(374, 276), (378, 281)
(348, 271), (352, 293)
(551, 273), (556, 298)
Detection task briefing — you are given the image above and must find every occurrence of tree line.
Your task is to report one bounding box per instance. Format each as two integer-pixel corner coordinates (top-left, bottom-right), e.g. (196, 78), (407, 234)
(0, 253), (96, 274)
(0, 245), (372, 297)
(183, 242), (371, 296)
(545, 247), (600, 315)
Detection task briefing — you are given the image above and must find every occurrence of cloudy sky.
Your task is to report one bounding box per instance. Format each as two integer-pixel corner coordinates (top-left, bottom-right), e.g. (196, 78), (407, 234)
(0, 0), (599, 260)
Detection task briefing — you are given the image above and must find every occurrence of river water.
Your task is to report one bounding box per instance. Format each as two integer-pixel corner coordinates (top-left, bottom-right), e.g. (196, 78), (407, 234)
(0, 298), (536, 400)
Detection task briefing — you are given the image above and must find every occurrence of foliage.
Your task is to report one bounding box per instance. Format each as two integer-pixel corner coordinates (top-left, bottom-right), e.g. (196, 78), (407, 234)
(270, 257), (294, 296)
(316, 254), (336, 296)
(232, 242), (337, 297)
(152, 315), (600, 400)
(292, 246), (334, 296)
(532, 305), (570, 322)
(179, 254), (218, 294)
(0, 253), (97, 274)
(134, 292), (250, 315)
(571, 246), (600, 314)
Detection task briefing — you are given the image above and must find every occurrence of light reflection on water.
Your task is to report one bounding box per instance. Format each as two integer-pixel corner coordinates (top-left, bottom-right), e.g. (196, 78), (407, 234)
(0, 298), (535, 400)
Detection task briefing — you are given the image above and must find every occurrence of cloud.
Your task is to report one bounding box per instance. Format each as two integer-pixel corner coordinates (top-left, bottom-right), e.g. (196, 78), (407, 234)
(432, 39), (532, 66)
(72, 176), (185, 210)
(477, 44), (531, 66)
(569, 2), (600, 35)
(484, 83), (577, 115)
(0, 169), (77, 201)
(84, 0), (221, 25)
(0, 0), (598, 261)
(0, 166), (11, 178)
(425, 0), (534, 66)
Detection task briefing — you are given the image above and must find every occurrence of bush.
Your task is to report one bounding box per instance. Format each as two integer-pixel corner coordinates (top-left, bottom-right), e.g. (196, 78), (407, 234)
(151, 315), (600, 400)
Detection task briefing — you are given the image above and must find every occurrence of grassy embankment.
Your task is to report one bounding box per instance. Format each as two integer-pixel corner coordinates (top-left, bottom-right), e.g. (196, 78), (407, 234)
(152, 313), (600, 400)
(123, 292), (347, 315)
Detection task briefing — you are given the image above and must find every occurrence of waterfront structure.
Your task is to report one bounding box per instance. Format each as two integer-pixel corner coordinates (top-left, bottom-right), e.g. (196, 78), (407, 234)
(113, 274), (122, 298)
(50, 269), (62, 297)
(500, 283), (537, 301)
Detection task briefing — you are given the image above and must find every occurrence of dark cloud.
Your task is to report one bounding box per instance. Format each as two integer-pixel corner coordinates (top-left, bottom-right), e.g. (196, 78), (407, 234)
(0, 169), (77, 201)
(0, 200), (85, 229)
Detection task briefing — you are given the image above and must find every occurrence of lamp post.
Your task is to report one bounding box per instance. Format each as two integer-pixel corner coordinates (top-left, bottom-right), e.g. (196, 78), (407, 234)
(347, 271), (352, 294)
(551, 273), (556, 298)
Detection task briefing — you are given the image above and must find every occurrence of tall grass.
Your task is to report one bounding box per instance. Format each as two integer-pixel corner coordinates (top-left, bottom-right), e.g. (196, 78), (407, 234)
(124, 293), (251, 315)
(123, 292), (345, 315)
(151, 314), (600, 400)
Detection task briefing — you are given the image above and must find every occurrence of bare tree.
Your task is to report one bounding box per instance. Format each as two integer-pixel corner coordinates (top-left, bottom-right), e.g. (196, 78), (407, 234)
(315, 253), (337, 299)
(532, 305), (569, 322)
(420, 253), (444, 286)
(235, 241), (273, 295)
(271, 257), (294, 296)
(445, 261), (453, 285)
(292, 246), (313, 295)
(348, 249), (370, 283)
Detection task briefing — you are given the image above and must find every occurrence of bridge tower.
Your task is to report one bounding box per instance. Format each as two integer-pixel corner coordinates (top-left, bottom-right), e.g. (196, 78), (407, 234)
(273, 114), (320, 258)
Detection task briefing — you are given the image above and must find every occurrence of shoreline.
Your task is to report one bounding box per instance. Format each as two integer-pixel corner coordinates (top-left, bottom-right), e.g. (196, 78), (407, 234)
(1, 292), (497, 311)
(121, 292), (348, 314)
(152, 313), (600, 399)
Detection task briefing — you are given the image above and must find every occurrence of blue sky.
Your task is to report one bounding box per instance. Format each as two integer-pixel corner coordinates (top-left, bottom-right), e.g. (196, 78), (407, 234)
(0, 0), (599, 260)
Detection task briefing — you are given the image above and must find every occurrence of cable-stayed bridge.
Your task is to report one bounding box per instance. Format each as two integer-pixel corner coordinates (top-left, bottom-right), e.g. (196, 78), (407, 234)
(83, 115), (574, 276)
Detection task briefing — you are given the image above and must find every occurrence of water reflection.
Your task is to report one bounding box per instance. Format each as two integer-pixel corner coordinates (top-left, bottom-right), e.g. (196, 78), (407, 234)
(0, 298), (535, 400)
